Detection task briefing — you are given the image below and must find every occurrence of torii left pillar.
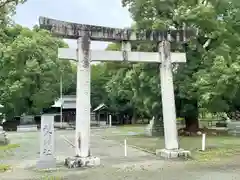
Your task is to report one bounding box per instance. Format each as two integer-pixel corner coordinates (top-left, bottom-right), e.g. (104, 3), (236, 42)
(64, 32), (100, 168)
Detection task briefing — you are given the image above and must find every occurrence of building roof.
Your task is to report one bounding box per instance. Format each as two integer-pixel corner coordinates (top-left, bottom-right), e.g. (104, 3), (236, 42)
(52, 99), (63, 108)
(52, 95), (91, 109)
(93, 103), (108, 112)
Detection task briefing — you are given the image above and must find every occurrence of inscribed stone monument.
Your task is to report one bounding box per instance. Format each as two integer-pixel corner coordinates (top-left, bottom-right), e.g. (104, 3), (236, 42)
(36, 115), (56, 169)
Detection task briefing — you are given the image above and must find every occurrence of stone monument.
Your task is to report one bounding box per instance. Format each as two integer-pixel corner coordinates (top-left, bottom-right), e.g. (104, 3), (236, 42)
(17, 115), (38, 132)
(145, 117), (164, 136)
(36, 115), (56, 169)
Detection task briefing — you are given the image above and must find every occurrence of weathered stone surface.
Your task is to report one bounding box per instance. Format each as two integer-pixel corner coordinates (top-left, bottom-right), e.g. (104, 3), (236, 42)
(39, 17), (195, 42)
(227, 121), (240, 136)
(36, 115), (56, 169)
(145, 117), (164, 136)
(156, 148), (191, 159)
(65, 156), (100, 168)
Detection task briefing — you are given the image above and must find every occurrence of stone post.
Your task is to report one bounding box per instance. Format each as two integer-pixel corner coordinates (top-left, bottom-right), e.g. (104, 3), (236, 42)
(159, 40), (179, 150)
(65, 32), (100, 168)
(109, 114), (112, 127)
(75, 33), (91, 158)
(156, 40), (190, 158)
(36, 115), (56, 169)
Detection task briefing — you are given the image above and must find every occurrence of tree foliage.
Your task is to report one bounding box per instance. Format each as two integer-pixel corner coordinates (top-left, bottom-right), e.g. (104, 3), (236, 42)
(0, 25), (75, 119)
(87, 0), (240, 127)
(119, 0), (240, 122)
(4, 0), (240, 125)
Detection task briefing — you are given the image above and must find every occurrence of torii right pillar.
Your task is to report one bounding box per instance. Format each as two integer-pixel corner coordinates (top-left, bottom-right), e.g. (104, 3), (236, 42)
(156, 40), (191, 158)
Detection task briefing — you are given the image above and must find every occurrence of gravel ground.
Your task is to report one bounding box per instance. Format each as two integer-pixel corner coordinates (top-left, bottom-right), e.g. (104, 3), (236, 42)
(1, 129), (240, 180)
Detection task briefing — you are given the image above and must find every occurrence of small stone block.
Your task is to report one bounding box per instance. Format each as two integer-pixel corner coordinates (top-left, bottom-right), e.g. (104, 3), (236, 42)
(65, 156), (100, 169)
(156, 149), (191, 159)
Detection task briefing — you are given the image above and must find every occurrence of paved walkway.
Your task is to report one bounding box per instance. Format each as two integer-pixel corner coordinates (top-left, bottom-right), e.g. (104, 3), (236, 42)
(1, 130), (240, 180)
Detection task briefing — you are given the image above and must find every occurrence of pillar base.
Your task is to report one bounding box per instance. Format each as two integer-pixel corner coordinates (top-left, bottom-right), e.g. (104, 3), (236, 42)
(64, 156), (100, 168)
(156, 148), (191, 159)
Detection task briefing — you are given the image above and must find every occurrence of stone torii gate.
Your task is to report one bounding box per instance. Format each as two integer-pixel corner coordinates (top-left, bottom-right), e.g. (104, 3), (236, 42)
(39, 17), (194, 167)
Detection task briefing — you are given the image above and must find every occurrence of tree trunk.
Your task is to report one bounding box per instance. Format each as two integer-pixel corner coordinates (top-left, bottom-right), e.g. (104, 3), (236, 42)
(183, 100), (199, 132)
(131, 111), (137, 124)
(185, 117), (199, 132)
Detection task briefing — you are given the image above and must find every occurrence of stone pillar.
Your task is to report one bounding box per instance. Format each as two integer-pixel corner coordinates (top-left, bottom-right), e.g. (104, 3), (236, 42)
(75, 33), (91, 158)
(156, 41), (190, 158)
(65, 32), (100, 168)
(121, 41), (131, 61)
(159, 40), (179, 150)
(37, 115), (56, 169)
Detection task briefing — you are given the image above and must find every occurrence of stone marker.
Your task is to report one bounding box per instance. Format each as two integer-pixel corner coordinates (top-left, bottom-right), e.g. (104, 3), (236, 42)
(109, 114), (112, 127)
(145, 117), (164, 136)
(36, 115), (56, 169)
(17, 115), (38, 132)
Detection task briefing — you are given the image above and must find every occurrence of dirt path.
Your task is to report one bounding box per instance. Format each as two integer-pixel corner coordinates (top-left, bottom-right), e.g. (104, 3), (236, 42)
(1, 130), (240, 180)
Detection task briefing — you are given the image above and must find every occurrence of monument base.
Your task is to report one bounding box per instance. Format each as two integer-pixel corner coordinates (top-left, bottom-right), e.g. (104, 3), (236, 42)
(17, 125), (38, 132)
(145, 126), (164, 136)
(145, 117), (164, 136)
(64, 156), (100, 168)
(156, 148), (191, 159)
(36, 157), (56, 169)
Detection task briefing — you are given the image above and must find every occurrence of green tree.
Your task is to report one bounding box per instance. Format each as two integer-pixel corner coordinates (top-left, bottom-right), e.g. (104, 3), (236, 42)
(0, 25), (75, 119)
(91, 63), (111, 109)
(104, 43), (139, 123)
(121, 0), (240, 127)
(0, 0), (26, 26)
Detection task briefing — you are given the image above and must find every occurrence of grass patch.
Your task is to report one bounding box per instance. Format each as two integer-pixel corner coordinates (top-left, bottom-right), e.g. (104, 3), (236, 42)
(0, 144), (20, 172)
(0, 164), (11, 172)
(103, 126), (240, 162)
(194, 146), (240, 162)
(0, 143), (20, 158)
(40, 175), (63, 180)
(104, 125), (145, 135)
(0, 143), (20, 151)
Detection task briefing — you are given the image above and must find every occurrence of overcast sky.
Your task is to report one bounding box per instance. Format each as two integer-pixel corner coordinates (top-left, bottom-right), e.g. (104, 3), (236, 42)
(13, 0), (133, 49)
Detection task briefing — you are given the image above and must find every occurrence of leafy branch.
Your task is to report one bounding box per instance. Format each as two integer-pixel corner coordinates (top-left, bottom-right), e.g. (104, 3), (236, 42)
(0, 0), (25, 9)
